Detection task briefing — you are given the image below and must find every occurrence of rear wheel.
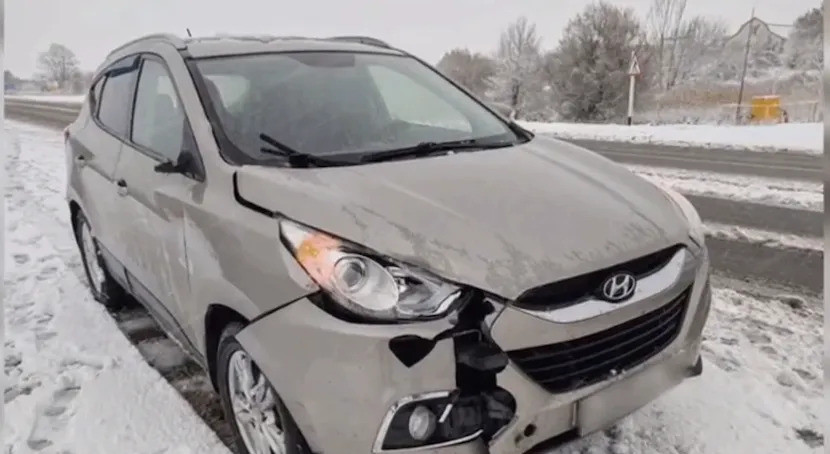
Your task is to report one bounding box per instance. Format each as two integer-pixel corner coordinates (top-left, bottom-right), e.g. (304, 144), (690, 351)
(217, 323), (311, 454)
(74, 212), (126, 309)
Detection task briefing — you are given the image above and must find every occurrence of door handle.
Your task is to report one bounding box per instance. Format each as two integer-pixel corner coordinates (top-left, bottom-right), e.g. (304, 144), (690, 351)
(116, 179), (128, 197)
(74, 155), (87, 167)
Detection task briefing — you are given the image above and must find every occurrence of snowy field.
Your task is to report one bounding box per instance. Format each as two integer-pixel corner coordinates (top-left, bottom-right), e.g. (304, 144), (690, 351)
(520, 121), (823, 155)
(3, 120), (823, 453)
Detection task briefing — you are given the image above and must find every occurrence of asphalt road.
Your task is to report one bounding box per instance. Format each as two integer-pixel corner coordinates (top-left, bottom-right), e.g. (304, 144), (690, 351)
(564, 138), (822, 181)
(5, 99), (823, 295)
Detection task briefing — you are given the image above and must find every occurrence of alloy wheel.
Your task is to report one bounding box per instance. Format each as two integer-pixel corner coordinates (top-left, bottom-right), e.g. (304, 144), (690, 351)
(228, 350), (287, 454)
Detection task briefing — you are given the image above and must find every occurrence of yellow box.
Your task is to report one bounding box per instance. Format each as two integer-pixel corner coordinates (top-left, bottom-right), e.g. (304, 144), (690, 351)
(750, 95), (781, 123)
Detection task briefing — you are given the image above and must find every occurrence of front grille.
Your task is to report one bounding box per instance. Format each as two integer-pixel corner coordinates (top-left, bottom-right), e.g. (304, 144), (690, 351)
(515, 245), (681, 310)
(507, 289), (690, 394)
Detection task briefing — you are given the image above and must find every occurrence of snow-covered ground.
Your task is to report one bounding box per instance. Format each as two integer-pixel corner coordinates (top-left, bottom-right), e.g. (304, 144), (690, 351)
(3, 120), (231, 454)
(519, 121), (822, 155)
(556, 280), (822, 454)
(627, 164), (822, 212)
(5, 94), (87, 105)
(3, 120), (823, 453)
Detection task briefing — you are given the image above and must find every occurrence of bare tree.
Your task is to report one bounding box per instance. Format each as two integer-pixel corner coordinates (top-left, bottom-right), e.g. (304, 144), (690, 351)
(492, 17), (543, 119)
(666, 16), (727, 87)
(436, 49), (497, 98)
(647, 0), (687, 90)
(36, 43), (80, 91)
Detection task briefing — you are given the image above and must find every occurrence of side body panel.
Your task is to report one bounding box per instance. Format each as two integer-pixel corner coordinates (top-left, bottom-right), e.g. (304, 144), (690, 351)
(66, 98), (126, 260)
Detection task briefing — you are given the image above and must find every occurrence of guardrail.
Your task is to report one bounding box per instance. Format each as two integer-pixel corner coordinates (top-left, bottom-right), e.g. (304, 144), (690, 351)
(5, 97), (83, 129)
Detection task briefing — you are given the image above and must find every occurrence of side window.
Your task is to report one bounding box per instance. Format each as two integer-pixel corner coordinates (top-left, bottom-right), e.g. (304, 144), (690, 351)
(131, 59), (186, 162)
(367, 65), (472, 133)
(97, 67), (137, 137)
(89, 77), (105, 114)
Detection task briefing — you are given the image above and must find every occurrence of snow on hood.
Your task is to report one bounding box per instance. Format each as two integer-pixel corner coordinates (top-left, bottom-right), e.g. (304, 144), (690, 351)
(235, 136), (690, 300)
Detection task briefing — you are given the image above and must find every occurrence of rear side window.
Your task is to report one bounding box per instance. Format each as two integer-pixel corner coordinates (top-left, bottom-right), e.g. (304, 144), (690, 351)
(97, 68), (137, 137)
(89, 77), (105, 113)
(131, 59), (186, 161)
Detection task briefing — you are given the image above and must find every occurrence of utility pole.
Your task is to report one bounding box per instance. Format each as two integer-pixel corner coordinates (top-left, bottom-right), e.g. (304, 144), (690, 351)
(735, 8), (755, 124)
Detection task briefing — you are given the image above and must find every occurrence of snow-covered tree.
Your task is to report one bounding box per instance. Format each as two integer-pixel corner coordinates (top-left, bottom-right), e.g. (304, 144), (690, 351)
(784, 7), (823, 70)
(492, 17), (545, 119)
(36, 43), (80, 91)
(436, 49), (497, 98)
(547, 2), (643, 121)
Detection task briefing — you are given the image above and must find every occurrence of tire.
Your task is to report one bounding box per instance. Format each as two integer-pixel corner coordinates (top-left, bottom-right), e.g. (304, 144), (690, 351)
(74, 211), (127, 310)
(217, 322), (311, 454)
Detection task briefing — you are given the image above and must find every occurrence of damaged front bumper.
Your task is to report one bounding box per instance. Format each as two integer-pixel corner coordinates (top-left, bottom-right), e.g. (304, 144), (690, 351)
(236, 246), (711, 454)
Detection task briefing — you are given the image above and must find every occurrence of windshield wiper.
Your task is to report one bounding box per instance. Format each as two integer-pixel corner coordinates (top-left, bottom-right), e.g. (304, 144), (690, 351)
(360, 139), (515, 163)
(259, 133), (359, 167)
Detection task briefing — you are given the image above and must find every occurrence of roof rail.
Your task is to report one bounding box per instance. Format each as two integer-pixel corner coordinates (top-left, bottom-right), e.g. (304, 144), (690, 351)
(327, 36), (391, 49)
(107, 33), (187, 58)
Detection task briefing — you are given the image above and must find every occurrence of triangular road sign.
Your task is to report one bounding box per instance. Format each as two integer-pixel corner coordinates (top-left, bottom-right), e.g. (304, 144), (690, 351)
(628, 53), (641, 76)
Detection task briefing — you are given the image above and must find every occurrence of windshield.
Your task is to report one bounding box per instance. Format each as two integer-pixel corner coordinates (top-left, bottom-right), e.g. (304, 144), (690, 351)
(193, 52), (521, 164)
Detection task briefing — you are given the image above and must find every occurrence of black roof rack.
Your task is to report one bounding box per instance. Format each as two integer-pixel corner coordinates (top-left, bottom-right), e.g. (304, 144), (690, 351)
(327, 36), (391, 49)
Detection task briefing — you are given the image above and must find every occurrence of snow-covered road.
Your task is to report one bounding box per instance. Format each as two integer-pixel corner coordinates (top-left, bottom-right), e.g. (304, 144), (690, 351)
(3, 120), (823, 453)
(628, 164), (822, 212)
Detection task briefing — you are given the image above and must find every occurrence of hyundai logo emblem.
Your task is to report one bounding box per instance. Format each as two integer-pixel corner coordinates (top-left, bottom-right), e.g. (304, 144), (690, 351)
(600, 272), (637, 302)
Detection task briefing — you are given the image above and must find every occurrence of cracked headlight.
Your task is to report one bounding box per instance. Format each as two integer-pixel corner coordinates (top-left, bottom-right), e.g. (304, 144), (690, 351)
(280, 219), (464, 322)
(660, 186), (705, 247)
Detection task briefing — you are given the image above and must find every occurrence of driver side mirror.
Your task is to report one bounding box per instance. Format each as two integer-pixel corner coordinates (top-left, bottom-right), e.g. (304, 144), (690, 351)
(154, 150), (202, 180)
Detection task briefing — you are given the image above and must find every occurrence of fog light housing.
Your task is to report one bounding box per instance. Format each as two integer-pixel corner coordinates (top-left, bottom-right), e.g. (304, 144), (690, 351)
(408, 405), (437, 441)
(374, 391), (483, 452)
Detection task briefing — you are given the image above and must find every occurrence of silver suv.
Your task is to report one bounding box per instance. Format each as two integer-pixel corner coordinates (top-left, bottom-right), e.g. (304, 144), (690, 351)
(65, 33), (712, 454)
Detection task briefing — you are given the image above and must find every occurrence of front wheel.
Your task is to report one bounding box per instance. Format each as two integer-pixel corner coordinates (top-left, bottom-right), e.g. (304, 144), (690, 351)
(74, 212), (126, 310)
(216, 323), (311, 454)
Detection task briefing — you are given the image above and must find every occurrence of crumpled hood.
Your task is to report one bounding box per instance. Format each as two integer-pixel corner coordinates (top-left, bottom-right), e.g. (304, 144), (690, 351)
(235, 136), (690, 300)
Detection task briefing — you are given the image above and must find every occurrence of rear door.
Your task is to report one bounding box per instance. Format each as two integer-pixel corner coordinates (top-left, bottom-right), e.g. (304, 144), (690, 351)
(68, 56), (140, 282)
(112, 53), (203, 346)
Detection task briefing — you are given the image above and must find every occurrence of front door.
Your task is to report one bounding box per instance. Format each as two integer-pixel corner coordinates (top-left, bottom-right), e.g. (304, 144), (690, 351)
(113, 54), (202, 346)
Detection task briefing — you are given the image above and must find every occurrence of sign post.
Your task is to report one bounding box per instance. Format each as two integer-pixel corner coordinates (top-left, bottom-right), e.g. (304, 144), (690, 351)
(627, 51), (641, 126)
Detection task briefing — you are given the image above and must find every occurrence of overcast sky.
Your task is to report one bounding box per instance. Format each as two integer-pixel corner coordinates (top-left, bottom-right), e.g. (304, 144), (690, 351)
(6, 0), (820, 78)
